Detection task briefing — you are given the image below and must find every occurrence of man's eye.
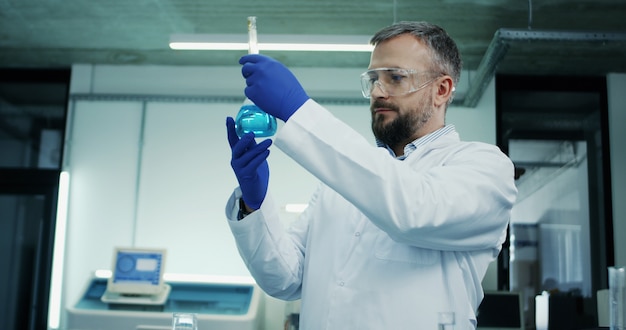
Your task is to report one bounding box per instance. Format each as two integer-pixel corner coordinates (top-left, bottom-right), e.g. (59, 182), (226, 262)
(389, 74), (406, 83)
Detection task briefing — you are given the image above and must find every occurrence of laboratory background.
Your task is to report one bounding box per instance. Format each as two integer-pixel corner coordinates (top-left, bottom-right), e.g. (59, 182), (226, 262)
(1, 0), (625, 329)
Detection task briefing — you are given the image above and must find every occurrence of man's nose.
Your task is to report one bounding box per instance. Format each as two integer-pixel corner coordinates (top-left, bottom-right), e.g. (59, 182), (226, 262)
(370, 81), (389, 98)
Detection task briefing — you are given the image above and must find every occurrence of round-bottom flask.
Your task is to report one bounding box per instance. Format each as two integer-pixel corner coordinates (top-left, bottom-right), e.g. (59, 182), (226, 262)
(235, 99), (277, 137)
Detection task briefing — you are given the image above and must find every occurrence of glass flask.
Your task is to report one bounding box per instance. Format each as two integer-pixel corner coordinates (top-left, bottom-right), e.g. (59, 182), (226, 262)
(235, 16), (277, 138)
(235, 98), (277, 137)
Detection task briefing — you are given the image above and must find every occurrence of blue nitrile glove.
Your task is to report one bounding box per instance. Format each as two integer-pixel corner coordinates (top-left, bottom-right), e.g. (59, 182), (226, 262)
(226, 117), (272, 210)
(239, 54), (310, 122)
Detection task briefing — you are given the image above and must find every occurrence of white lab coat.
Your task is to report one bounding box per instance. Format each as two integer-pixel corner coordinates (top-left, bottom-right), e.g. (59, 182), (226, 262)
(225, 100), (518, 329)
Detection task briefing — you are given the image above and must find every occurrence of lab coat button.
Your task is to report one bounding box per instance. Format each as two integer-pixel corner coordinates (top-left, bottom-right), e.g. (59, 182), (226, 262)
(339, 281), (345, 286)
(354, 232), (360, 237)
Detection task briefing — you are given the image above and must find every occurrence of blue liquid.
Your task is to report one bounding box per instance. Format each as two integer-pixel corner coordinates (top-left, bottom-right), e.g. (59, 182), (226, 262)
(235, 104), (277, 137)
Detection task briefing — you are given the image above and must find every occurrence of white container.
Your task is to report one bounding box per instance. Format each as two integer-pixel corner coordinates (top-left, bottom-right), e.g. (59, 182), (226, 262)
(609, 266), (626, 330)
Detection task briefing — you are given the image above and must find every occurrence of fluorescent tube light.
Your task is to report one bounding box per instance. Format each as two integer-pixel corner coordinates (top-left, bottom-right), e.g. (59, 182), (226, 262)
(48, 171), (70, 330)
(93, 270), (256, 285)
(163, 273), (256, 284)
(169, 34), (374, 52)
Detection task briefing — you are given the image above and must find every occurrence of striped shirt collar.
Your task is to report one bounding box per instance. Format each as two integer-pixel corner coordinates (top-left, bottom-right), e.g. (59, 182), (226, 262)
(376, 124), (456, 160)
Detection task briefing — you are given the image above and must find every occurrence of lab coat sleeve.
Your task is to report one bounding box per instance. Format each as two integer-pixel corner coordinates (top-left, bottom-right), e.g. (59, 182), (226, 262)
(224, 187), (306, 300)
(274, 99), (517, 251)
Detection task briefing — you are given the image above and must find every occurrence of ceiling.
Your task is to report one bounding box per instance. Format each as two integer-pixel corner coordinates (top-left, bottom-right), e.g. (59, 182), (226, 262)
(1, 0), (626, 78)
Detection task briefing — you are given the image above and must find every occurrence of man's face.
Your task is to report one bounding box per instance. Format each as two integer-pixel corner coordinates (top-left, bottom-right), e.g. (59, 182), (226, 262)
(371, 87), (434, 149)
(367, 34), (438, 148)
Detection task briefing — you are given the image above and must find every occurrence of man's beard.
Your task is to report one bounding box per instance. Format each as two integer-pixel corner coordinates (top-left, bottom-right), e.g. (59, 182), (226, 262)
(371, 95), (434, 149)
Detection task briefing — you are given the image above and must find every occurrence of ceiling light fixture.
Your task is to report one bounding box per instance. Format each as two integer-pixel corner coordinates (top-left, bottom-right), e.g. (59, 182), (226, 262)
(169, 34), (374, 52)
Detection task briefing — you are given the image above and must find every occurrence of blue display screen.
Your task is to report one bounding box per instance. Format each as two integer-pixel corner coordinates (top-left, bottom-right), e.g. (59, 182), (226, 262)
(113, 251), (163, 286)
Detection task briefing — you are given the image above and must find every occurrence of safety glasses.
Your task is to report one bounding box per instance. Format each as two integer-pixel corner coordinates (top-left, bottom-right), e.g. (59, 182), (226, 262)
(360, 68), (439, 98)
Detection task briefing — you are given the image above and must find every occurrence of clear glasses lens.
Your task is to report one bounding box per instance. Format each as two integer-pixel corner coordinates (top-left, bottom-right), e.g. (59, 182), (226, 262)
(360, 68), (433, 98)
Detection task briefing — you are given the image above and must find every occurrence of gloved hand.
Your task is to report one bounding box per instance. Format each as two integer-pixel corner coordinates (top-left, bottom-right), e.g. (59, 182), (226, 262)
(226, 117), (272, 210)
(240, 54), (310, 122)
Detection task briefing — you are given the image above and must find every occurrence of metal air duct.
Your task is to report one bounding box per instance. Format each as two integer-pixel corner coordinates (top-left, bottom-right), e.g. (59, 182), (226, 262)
(463, 28), (626, 107)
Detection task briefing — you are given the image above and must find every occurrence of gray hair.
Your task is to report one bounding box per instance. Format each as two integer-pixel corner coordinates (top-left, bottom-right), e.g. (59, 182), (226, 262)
(370, 21), (462, 86)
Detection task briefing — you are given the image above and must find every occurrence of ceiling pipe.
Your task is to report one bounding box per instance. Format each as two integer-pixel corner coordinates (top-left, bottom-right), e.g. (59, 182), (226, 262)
(462, 28), (626, 108)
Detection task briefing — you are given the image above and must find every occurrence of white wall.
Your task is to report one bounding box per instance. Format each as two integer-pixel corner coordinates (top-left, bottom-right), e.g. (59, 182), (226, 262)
(57, 64), (497, 329)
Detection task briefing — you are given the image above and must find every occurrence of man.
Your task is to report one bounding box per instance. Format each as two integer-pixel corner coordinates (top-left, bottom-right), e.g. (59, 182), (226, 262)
(225, 21), (517, 329)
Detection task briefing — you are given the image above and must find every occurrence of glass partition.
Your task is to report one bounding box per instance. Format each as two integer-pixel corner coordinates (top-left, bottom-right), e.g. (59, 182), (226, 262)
(497, 74), (613, 328)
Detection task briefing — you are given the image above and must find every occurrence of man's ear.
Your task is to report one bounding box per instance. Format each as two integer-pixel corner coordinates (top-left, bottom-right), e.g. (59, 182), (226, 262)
(433, 76), (454, 107)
